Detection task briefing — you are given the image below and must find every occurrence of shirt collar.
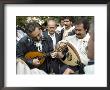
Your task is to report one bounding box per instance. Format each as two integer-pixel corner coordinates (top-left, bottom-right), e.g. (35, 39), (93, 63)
(48, 32), (55, 37)
(75, 33), (90, 42)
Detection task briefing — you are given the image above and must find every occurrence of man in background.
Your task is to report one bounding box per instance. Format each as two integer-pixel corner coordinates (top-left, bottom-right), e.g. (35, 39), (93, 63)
(43, 18), (62, 74)
(60, 16), (75, 40)
(55, 17), (65, 34)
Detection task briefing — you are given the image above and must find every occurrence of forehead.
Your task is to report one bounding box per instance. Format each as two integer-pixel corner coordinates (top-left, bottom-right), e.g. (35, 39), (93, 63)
(61, 20), (64, 22)
(30, 27), (40, 36)
(48, 20), (56, 26)
(75, 23), (84, 29)
(64, 19), (70, 22)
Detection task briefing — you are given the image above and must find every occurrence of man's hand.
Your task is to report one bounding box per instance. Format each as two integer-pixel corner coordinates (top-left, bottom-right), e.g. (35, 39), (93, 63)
(32, 58), (40, 66)
(51, 52), (64, 59)
(57, 52), (64, 58)
(51, 52), (58, 58)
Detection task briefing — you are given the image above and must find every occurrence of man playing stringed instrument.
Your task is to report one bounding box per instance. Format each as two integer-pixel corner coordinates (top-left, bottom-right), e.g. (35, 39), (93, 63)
(61, 18), (91, 74)
(16, 21), (53, 74)
(51, 18), (91, 74)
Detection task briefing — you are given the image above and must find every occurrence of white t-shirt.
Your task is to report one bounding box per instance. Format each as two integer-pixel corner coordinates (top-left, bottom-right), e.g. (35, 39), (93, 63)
(35, 41), (42, 52)
(48, 33), (56, 49)
(55, 25), (64, 34)
(63, 26), (75, 39)
(63, 33), (90, 65)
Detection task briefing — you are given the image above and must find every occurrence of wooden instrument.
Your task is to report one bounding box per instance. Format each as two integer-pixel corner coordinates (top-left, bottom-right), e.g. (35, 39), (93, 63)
(25, 51), (46, 66)
(54, 42), (81, 66)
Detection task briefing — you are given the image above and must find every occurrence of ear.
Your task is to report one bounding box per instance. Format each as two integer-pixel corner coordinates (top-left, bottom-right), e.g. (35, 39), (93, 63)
(85, 29), (87, 32)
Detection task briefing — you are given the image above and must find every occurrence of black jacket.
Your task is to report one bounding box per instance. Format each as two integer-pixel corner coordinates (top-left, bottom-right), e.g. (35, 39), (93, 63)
(60, 28), (75, 40)
(16, 34), (53, 73)
(43, 31), (61, 45)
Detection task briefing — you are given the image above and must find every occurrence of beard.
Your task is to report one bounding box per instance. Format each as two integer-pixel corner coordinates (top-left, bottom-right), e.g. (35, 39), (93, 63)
(76, 34), (86, 39)
(65, 25), (71, 30)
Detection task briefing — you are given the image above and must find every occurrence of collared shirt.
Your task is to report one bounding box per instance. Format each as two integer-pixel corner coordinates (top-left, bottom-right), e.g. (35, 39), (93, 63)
(34, 41), (42, 52)
(63, 33), (90, 65)
(48, 32), (56, 49)
(55, 25), (64, 34)
(63, 26), (75, 39)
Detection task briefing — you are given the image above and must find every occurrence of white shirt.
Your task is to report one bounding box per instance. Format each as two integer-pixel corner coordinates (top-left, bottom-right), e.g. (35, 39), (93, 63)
(55, 25), (64, 34)
(63, 26), (75, 39)
(16, 30), (27, 42)
(63, 33), (90, 65)
(35, 41), (42, 52)
(48, 32), (56, 49)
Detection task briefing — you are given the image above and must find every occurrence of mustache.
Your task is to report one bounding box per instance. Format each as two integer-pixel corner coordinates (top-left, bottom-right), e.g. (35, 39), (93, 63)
(65, 25), (68, 26)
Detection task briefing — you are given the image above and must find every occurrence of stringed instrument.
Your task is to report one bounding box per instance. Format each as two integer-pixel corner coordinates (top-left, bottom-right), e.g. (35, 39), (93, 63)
(54, 42), (81, 66)
(25, 42), (81, 67)
(25, 51), (46, 67)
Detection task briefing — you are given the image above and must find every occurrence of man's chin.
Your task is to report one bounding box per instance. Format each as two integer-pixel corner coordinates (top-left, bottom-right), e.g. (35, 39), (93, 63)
(50, 32), (54, 35)
(65, 26), (68, 29)
(34, 39), (40, 42)
(76, 36), (83, 39)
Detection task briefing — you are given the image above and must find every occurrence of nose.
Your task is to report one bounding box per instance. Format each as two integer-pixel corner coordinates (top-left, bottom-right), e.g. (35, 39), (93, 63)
(50, 27), (55, 31)
(75, 30), (78, 34)
(51, 28), (54, 31)
(75, 30), (80, 35)
(64, 22), (67, 25)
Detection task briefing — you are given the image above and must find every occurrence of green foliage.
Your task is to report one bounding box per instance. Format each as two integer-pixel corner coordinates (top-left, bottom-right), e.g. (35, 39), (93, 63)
(16, 16), (28, 27)
(16, 16), (94, 28)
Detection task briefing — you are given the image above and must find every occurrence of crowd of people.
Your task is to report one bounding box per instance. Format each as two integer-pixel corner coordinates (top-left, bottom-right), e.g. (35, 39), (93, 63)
(16, 16), (94, 75)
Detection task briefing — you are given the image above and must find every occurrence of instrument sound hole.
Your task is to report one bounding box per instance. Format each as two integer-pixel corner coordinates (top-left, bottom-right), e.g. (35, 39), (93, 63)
(66, 52), (72, 61)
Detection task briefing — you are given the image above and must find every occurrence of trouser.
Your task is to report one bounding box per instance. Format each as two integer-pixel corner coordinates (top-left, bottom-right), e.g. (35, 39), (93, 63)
(49, 58), (60, 74)
(59, 64), (85, 74)
(60, 60), (85, 74)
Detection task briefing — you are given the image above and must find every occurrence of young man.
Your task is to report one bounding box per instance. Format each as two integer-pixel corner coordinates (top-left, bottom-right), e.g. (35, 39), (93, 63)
(60, 16), (75, 40)
(16, 21), (53, 74)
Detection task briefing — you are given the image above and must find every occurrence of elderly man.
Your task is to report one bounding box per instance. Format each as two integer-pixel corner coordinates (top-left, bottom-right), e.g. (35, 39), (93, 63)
(43, 18), (62, 74)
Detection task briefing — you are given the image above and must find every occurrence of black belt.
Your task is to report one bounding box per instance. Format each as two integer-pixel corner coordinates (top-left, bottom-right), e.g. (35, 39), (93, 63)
(88, 61), (94, 65)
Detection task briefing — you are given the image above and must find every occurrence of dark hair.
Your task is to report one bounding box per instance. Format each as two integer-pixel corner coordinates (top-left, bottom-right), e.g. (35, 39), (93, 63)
(25, 21), (41, 34)
(75, 18), (90, 33)
(59, 16), (64, 22)
(42, 21), (47, 27)
(63, 16), (73, 22)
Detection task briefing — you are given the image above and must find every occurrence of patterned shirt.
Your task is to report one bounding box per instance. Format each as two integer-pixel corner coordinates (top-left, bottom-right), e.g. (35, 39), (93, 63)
(63, 33), (90, 65)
